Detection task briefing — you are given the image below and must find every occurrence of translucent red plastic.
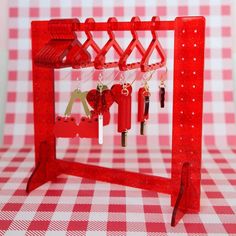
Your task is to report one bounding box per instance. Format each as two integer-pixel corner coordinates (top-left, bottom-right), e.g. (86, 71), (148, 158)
(27, 16), (205, 226)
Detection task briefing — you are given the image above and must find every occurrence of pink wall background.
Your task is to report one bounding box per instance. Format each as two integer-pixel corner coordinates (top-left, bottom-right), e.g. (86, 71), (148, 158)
(1, 0), (236, 148)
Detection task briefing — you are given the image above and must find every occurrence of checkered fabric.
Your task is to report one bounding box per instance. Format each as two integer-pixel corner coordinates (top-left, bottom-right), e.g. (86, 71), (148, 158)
(0, 146), (236, 235)
(3, 0), (236, 147)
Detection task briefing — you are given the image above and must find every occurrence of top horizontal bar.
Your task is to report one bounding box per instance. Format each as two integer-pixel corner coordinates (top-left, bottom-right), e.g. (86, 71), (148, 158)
(33, 17), (205, 33)
(77, 20), (175, 31)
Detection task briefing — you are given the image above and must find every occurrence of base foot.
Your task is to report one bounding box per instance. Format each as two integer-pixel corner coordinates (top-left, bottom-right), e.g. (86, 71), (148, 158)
(171, 162), (190, 226)
(26, 141), (59, 193)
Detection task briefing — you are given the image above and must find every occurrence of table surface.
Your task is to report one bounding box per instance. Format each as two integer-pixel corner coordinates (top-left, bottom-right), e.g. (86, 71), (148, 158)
(0, 145), (235, 235)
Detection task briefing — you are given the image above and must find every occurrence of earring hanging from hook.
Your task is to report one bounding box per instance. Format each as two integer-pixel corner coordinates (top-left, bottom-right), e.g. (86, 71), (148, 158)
(62, 69), (94, 118)
(111, 72), (133, 147)
(120, 68), (138, 90)
(137, 70), (155, 135)
(119, 74), (129, 96)
(86, 70), (115, 144)
(97, 73), (104, 144)
(159, 66), (167, 108)
(122, 83), (129, 96)
(97, 73), (105, 92)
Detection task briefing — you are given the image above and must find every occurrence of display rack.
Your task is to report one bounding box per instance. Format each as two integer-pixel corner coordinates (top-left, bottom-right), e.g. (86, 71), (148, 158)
(27, 16), (205, 226)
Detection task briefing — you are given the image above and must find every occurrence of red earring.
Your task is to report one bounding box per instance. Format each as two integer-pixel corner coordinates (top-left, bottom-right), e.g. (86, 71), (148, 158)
(111, 75), (133, 147)
(86, 74), (114, 144)
(159, 67), (167, 108)
(137, 71), (154, 135)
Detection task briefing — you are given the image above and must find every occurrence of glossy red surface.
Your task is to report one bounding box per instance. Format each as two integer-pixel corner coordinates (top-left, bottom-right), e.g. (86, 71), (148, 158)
(138, 87), (149, 122)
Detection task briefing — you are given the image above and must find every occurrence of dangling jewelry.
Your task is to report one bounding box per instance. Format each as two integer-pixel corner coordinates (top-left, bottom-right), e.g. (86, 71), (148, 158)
(86, 73), (114, 144)
(137, 71), (154, 135)
(159, 67), (167, 108)
(111, 74), (133, 147)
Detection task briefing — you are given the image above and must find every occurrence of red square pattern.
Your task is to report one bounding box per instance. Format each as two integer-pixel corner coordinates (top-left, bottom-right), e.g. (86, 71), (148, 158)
(50, 7), (60, 17)
(9, 8), (18, 17)
(72, 7), (82, 17)
(93, 7), (103, 17)
(214, 206), (234, 215)
(29, 8), (39, 17)
(67, 221), (88, 231)
(157, 6), (167, 16)
(107, 221), (127, 231)
(109, 204), (126, 212)
(221, 5), (230, 15)
(146, 222), (166, 232)
(114, 7), (124, 16)
(200, 6), (210, 15)
(185, 223), (207, 234)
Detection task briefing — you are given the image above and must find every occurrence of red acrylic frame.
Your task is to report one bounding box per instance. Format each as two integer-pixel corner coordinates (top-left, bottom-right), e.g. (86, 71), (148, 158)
(27, 16), (205, 226)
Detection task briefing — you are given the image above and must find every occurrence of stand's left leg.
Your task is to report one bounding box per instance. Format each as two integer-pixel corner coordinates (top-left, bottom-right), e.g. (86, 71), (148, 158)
(28, 21), (58, 193)
(26, 141), (59, 193)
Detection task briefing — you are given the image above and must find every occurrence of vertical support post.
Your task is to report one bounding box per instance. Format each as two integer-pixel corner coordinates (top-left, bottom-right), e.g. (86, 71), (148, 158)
(27, 22), (57, 192)
(171, 17), (205, 214)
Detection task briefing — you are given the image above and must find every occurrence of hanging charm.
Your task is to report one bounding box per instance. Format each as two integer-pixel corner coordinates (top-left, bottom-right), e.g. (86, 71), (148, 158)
(64, 89), (91, 117)
(54, 88), (92, 138)
(86, 74), (114, 144)
(138, 86), (150, 135)
(98, 114), (103, 144)
(111, 76), (132, 147)
(138, 71), (154, 135)
(159, 67), (167, 108)
(159, 80), (165, 108)
(97, 81), (104, 144)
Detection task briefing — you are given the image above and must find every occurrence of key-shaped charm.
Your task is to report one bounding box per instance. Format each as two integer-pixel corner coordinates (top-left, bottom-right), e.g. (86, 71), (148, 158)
(138, 87), (150, 135)
(111, 83), (132, 147)
(86, 85), (114, 144)
(159, 81), (165, 108)
(65, 89), (91, 117)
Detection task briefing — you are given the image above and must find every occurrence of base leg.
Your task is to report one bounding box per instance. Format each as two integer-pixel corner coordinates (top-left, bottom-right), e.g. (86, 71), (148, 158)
(26, 141), (59, 193)
(171, 162), (190, 226)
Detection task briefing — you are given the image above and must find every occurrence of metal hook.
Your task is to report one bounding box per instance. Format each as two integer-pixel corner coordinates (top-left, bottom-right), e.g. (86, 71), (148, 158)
(121, 81), (129, 96)
(120, 73), (125, 83)
(159, 66), (168, 82)
(144, 70), (156, 82)
(98, 72), (103, 83)
(141, 70), (155, 90)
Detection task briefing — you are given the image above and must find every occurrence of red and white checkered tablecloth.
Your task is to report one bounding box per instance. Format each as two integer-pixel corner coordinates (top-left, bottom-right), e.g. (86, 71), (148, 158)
(0, 146), (236, 235)
(1, 0), (236, 235)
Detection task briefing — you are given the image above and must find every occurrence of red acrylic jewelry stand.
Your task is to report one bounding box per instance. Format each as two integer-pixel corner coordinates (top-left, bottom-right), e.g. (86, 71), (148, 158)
(27, 16), (205, 226)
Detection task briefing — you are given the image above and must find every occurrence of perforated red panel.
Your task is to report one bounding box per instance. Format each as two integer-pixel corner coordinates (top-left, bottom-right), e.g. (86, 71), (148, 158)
(28, 23), (55, 184)
(171, 17), (205, 212)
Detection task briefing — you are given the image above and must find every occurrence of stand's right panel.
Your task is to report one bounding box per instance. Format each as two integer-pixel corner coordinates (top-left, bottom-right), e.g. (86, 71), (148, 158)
(171, 16), (205, 212)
